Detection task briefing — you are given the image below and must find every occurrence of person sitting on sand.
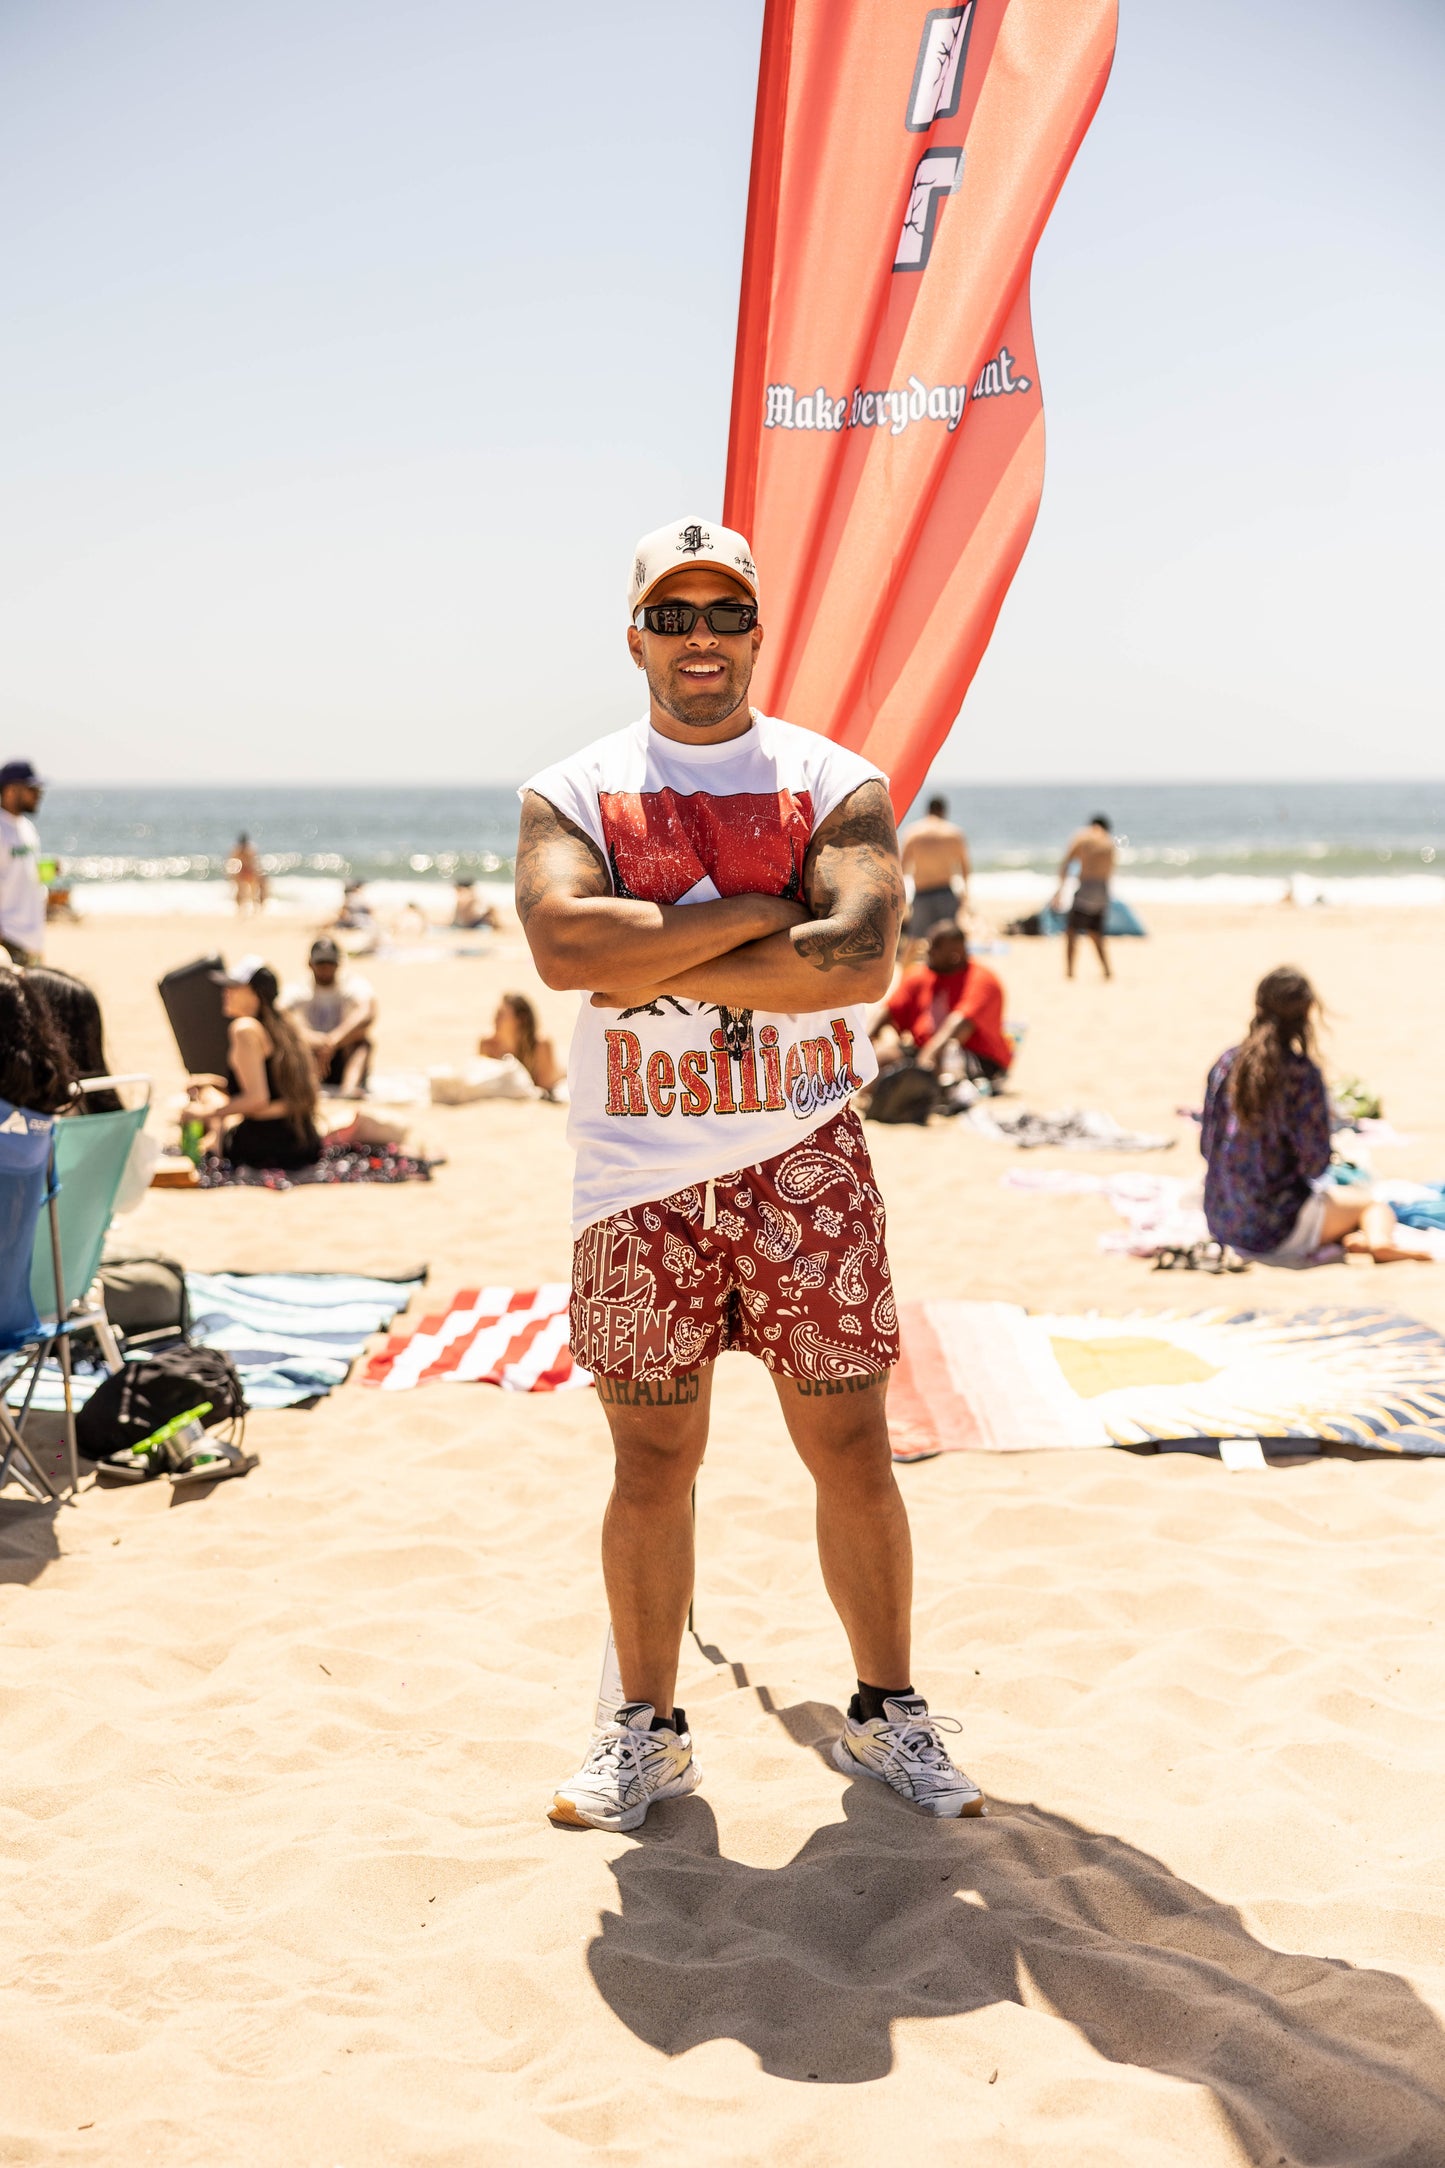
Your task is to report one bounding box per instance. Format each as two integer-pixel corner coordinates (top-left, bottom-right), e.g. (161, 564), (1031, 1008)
(185, 958), (322, 1173)
(333, 880), (373, 932)
(1201, 967), (1429, 1266)
(282, 936), (376, 1098)
(899, 795), (970, 947)
(871, 920), (1013, 1085)
(478, 991), (565, 1098)
(452, 880), (499, 932)
(0, 963), (73, 1114)
(25, 966), (122, 1112)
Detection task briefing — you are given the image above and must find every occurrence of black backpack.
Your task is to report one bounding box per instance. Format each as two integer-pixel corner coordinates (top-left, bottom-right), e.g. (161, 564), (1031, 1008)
(76, 1346), (247, 1464)
(865, 1060), (943, 1126)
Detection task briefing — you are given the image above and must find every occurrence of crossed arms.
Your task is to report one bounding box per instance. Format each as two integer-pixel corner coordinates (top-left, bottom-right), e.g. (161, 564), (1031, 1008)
(515, 780), (904, 1011)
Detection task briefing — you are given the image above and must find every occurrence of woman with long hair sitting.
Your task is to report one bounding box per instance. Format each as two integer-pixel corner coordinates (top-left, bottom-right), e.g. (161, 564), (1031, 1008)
(1201, 967), (1427, 1265)
(0, 965), (74, 1116)
(25, 966), (122, 1113)
(187, 958), (322, 1172)
(478, 990), (565, 1098)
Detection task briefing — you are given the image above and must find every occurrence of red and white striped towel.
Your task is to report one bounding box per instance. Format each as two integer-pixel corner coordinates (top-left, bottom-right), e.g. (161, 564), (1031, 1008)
(362, 1284), (590, 1393)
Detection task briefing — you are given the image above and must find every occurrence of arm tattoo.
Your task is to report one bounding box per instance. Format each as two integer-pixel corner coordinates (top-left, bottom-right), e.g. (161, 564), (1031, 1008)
(794, 909), (890, 972)
(514, 792), (610, 925)
(795, 781), (905, 973)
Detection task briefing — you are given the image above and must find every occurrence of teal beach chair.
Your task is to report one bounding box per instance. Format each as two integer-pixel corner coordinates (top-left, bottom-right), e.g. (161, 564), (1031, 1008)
(6, 1081), (151, 1498)
(0, 1097), (60, 1502)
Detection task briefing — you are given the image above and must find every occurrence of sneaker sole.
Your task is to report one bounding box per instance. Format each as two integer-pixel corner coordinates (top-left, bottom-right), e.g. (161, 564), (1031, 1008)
(832, 1736), (987, 1818)
(547, 1759), (702, 1834)
(548, 1794), (648, 1833)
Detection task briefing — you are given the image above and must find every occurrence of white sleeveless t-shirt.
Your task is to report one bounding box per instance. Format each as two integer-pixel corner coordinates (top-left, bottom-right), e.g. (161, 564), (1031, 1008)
(520, 712), (886, 1232)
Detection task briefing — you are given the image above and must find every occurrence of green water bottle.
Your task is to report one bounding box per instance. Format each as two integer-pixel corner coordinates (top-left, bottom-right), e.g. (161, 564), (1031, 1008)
(181, 1115), (205, 1165)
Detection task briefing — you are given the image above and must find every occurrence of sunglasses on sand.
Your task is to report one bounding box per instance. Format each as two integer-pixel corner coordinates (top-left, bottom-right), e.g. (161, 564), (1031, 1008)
(635, 599), (758, 636)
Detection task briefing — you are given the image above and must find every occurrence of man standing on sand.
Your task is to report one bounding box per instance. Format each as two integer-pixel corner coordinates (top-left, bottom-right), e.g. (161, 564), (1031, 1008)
(514, 517), (984, 1833)
(0, 759), (47, 966)
(900, 793), (970, 944)
(1051, 812), (1116, 980)
(227, 833), (267, 914)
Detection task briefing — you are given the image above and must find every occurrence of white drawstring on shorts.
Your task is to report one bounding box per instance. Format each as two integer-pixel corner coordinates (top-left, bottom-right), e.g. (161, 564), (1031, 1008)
(702, 1178), (716, 1231)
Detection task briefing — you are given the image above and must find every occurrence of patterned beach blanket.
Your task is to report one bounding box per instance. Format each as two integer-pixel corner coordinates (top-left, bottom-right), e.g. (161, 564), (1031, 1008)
(890, 1301), (1445, 1461)
(362, 1286), (589, 1393)
(196, 1140), (433, 1190)
(9, 1271), (423, 1414)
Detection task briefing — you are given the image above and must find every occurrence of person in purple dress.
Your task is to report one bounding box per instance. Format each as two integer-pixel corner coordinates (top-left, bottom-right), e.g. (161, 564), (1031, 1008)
(1201, 967), (1429, 1266)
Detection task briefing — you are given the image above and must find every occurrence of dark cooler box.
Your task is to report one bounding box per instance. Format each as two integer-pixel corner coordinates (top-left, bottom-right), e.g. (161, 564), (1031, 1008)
(158, 955), (229, 1076)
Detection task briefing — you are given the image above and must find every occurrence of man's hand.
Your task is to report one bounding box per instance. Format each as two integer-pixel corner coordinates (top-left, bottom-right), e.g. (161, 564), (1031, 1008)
(515, 792), (809, 992)
(918, 1008), (973, 1071)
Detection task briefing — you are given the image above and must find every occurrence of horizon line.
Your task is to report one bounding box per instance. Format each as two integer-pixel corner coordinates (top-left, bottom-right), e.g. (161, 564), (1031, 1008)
(33, 774), (1445, 792)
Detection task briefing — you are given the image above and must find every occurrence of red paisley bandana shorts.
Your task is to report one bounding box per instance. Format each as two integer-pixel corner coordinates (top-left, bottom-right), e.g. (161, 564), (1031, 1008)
(569, 1108), (899, 1383)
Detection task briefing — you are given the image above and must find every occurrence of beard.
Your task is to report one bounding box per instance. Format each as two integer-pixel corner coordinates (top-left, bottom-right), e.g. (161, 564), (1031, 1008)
(646, 651), (752, 730)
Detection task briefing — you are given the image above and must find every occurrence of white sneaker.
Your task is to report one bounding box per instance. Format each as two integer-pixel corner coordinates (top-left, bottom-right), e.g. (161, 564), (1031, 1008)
(833, 1694), (985, 1817)
(548, 1702), (702, 1832)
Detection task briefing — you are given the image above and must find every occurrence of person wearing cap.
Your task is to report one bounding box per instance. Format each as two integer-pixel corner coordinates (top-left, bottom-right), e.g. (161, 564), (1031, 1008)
(281, 937), (377, 1099)
(0, 760), (47, 966)
(184, 957), (322, 1171)
(515, 516), (984, 1833)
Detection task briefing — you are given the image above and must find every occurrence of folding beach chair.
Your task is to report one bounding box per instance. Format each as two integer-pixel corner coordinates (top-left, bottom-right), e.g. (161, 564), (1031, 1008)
(5, 1082), (151, 1499)
(0, 1098), (62, 1502)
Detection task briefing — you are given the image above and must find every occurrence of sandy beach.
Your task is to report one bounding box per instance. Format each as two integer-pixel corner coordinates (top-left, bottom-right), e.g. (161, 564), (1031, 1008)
(5, 900), (1444, 2165)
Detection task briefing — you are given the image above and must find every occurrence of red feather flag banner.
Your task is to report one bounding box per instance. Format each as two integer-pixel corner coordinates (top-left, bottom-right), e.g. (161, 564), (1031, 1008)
(724, 0), (1117, 815)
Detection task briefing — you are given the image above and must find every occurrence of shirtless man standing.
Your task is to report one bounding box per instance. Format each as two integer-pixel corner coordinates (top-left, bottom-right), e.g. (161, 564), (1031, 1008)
(514, 516), (984, 1833)
(900, 794), (970, 944)
(227, 834), (267, 915)
(1051, 812), (1116, 980)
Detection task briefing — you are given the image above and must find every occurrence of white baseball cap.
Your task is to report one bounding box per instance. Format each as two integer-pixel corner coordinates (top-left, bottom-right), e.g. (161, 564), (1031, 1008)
(628, 517), (759, 616)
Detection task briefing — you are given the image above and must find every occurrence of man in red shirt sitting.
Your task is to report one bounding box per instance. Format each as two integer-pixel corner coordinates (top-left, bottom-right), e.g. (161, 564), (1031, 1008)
(875, 920), (1013, 1084)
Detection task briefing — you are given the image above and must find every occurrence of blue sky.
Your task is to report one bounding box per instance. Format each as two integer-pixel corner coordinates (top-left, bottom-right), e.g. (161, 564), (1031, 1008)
(2, 0), (1441, 783)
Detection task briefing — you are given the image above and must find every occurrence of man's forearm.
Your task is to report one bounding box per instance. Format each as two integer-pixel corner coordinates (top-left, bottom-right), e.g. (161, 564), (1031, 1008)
(647, 918), (892, 1011)
(525, 893), (800, 992)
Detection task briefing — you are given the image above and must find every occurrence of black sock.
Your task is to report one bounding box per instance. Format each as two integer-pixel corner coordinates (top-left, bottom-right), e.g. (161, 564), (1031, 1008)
(853, 1681), (914, 1724)
(651, 1705), (683, 1733)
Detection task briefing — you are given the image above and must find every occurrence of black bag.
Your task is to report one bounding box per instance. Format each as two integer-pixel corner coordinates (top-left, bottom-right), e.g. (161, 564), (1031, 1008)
(865, 1060), (943, 1126)
(76, 1346), (247, 1463)
(98, 1255), (190, 1342)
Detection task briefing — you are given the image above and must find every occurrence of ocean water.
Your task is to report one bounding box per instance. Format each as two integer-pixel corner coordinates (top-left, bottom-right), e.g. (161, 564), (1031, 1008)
(37, 779), (1445, 912)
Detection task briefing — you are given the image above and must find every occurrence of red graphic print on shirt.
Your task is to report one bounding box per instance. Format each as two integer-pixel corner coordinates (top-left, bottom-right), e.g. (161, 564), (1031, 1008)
(597, 788), (813, 904)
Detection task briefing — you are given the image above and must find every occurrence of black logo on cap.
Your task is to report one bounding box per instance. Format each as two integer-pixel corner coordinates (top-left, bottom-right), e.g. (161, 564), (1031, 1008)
(677, 524), (711, 555)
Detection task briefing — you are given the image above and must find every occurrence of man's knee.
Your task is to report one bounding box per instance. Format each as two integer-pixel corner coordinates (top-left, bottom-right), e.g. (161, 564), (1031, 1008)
(782, 1376), (896, 1481)
(611, 1430), (706, 1507)
(601, 1378), (708, 1503)
(810, 1423), (895, 1485)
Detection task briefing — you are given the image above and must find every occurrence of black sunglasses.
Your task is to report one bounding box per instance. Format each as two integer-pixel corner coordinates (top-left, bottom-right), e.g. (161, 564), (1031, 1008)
(636, 599), (758, 636)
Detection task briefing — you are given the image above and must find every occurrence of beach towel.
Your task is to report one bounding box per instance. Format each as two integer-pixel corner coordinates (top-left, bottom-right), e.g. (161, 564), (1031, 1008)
(1375, 1181), (1445, 1233)
(10, 1270), (422, 1414)
(890, 1300), (1445, 1461)
(362, 1286), (590, 1393)
(196, 1140), (433, 1191)
(969, 1106), (1175, 1152)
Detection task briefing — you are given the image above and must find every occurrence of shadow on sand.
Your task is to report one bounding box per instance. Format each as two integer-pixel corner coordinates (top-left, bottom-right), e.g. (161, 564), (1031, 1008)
(0, 1498), (62, 1585)
(588, 1697), (1445, 2163)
